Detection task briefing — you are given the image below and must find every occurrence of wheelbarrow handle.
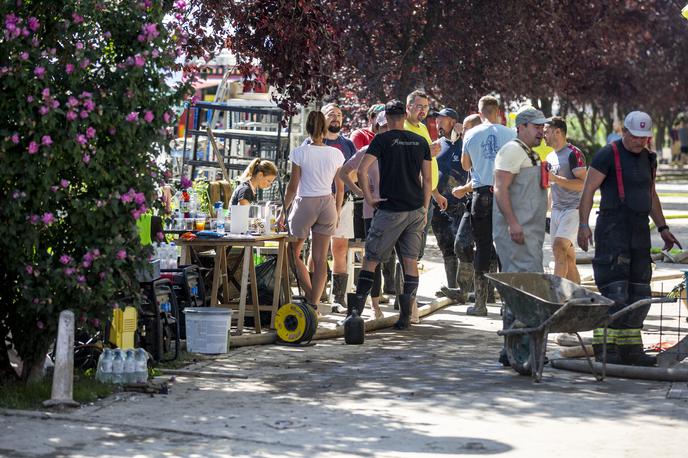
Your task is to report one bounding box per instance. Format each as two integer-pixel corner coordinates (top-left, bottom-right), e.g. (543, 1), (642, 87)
(608, 297), (675, 323)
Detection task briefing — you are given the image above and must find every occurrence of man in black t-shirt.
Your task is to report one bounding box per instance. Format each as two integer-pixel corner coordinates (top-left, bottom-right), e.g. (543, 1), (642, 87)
(351, 100), (432, 330)
(578, 111), (681, 366)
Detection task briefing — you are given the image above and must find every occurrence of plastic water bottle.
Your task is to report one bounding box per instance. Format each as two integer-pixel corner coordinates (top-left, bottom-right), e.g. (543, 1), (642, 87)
(169, 242), (178, 269)
(124, 350), (136, 384)
(96, 348), (113, 383)
(111, 350), (124, 384)
(135, 348), (149, 384)
(214, 202), (225, 234)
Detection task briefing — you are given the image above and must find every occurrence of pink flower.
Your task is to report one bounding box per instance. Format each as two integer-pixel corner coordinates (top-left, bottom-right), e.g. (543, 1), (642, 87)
(86, 126), (96, 138)
(64, 267), (75, 276)
(41, 212), (55, 225)
(67, 96), (79, 107)
(79, 110), (89, 119)
(11, 133), (19, 144)
(120, 193), (133, 203)
(77, 275), (86, 284)
(76, 134), (87, 145)
(76, 42), (84, 50)
(72, 13), (84, 24)
(30, 214), (40, 224)
(27, 17), (40, 32)
(20, 51), (28, 60)
(41, 135), (52, 146)
(163, 112), (171, 123)
(83, 99), (95, 111)
(131, 209), (142, 219)
(93, 248), (100, 257)
(34, 66), (45, 78)
(134, 193), (146, 205)
(26, 95), (34, 103)
(126, 112), (139, 122)
(134, 54), (145, 67)
(51, 100), (60, 109)
(28, 141), (39, 154)
(25, 265), (34, 275)
(174, 0), (187, 10)
(116, 249), (127, 260)
(108, 127), (116, 135)
(143, 111), (154, 123)
(79, 91), (92, 98)
(60, 179), (69, 188)
(66, 111), (77, 121)
(82, 154), (90, 163)
(59, 254), (72, 265)
(38, 106), (49, 115)
(65, 63), (74, 74)
(79, 58), (90, 69)
(41, 87), (50, 98)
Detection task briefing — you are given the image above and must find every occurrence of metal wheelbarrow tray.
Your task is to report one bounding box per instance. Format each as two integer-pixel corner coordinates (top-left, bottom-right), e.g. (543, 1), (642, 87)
(486, 272), (667, 382)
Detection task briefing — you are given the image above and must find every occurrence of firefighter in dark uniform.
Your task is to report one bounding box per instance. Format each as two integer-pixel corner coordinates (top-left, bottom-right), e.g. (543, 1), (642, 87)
(430, 108), (469, 295)
(578, 111), (681, 366)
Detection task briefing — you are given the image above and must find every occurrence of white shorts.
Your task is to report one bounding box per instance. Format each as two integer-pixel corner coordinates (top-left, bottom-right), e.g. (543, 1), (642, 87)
(332, 198), (355, 239)
(551, 207), (579, 244)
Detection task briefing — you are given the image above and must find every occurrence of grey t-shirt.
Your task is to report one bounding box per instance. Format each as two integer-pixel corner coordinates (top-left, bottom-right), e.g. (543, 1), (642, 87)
(546, 144), (586, 210)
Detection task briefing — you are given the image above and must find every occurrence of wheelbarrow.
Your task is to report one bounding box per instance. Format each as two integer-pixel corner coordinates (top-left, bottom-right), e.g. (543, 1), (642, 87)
(486, 272), (669, 382)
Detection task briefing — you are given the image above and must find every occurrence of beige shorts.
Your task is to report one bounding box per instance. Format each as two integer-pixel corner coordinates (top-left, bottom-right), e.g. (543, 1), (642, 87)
(551, 207), (579, 244)
(332, 198), (355, 239)
(288, 195), (337, 239)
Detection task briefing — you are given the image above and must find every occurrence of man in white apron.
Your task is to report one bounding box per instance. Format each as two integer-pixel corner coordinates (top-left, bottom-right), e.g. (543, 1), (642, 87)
(493, 106), (549, 363)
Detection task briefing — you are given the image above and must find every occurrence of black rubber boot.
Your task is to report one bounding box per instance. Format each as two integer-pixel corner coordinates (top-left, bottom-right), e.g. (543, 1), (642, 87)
(617, 344), (657, 366)
(592, 328), (622, 364)
(466, 272), (488, 316)
(332, 273), (348, 308)
(443, 256), (458, 289)
(346, 293), (366, 317)
(393, 294), (413, 330)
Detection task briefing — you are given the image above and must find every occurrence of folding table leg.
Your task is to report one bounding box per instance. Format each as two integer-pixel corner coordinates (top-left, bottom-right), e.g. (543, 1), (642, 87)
(249, 249), (262, 333)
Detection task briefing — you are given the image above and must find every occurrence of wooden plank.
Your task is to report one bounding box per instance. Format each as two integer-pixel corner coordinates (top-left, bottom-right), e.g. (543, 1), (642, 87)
(270, 239), (285, 329)
(209, 248), (223, 307)
(249, 249), (262, 333)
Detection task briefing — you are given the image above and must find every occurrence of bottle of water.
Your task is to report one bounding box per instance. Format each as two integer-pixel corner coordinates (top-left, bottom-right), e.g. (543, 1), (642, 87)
(96, 348), (113, 383)
(135, 348), (149, 384)
(214, 202), (225, 234)
(169, 242), (178, 269)
(111, 349), (124, 385)
(124, 349), (136, 384)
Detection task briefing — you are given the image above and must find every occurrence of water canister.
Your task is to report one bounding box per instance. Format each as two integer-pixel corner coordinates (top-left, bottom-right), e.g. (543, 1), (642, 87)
(111, 350), (124, 384)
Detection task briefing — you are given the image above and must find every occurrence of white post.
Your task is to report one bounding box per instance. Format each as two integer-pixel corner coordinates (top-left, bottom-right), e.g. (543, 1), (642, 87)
(43, 310), (79, 408)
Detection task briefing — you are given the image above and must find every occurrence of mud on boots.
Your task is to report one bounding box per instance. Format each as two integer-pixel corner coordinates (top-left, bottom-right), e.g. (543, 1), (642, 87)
(394, 294), (414, 330)
(332, 273), (349, 309)
(466, 271), (488, 316)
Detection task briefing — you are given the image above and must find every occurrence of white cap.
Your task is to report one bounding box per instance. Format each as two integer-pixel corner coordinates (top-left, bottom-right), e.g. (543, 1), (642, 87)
(375, 111), (387, 126)
(624, 111), (652, 137)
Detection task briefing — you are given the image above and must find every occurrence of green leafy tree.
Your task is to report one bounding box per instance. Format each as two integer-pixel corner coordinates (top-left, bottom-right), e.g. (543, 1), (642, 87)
(0, 0), (193, 382)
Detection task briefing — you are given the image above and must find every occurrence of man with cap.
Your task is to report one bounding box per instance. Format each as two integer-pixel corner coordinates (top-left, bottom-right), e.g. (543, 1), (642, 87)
(350, 104), (385, 150)
(430, 108), (470, 296)
(337, 110), (388, 319)
(461, 95), (516, 316)
(493, 106), (549, 365)
(544, 116), (587, 284)
(352, 99), (433, 330)
(578, 111), (681, 366)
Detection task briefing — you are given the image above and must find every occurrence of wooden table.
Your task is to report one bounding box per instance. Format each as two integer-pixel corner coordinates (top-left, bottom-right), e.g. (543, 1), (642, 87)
(177, 233), (292, 335)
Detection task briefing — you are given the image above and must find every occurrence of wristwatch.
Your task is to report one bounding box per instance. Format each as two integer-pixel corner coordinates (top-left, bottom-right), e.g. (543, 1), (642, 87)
(657, 225), (669, 233)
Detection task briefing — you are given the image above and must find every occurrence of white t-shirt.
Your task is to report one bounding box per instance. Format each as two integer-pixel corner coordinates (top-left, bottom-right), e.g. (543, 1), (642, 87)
(494, 140), (534, 174)
(290, 144), (344, 197)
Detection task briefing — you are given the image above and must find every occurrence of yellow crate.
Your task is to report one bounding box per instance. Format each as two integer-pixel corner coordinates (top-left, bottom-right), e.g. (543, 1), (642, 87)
(109, 306), (137, 349)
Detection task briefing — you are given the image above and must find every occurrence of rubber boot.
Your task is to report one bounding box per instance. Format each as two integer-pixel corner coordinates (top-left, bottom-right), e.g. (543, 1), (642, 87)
(592, 328), (622, 364)
(443, 256), (458, 289)
(487, 257), (499, 303)
(442, 262), (473, 304)
(617, 329), (657, 366)
(346, 292), (366, 317)
(393, 294), (413, 330)
(466, 271), (488, 316)
(332, 273), (348, 309)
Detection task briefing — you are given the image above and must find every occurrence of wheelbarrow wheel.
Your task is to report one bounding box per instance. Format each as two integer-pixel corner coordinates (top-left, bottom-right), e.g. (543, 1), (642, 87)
(506, 334), (532, 376)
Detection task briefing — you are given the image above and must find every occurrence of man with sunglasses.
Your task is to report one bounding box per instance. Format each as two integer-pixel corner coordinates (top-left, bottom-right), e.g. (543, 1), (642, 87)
(578, 111), (681, 366)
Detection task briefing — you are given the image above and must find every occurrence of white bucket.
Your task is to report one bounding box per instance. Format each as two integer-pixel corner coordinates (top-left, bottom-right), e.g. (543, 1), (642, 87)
(230, 205), (249, 234)
(183, 307), (232, 354)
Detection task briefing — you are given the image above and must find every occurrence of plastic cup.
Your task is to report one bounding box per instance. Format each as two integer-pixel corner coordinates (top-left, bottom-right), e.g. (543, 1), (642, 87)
(195, 217), (206, 231)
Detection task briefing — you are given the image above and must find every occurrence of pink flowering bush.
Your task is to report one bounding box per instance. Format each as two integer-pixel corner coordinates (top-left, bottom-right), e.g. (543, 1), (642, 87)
(0, 0), (194, 381)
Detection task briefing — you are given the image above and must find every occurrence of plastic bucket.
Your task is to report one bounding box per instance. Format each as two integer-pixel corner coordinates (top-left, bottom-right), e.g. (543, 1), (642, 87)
(183, 307), (232, 354)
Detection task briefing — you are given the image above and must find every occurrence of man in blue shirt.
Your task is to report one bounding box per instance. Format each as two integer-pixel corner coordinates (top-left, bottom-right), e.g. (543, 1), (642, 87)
(430, 108), (468, 296)
(461, 95), (515, 316)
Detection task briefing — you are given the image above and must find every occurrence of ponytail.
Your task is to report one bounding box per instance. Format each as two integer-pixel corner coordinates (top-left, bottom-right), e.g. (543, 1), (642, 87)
(239, 157), (278, 182)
